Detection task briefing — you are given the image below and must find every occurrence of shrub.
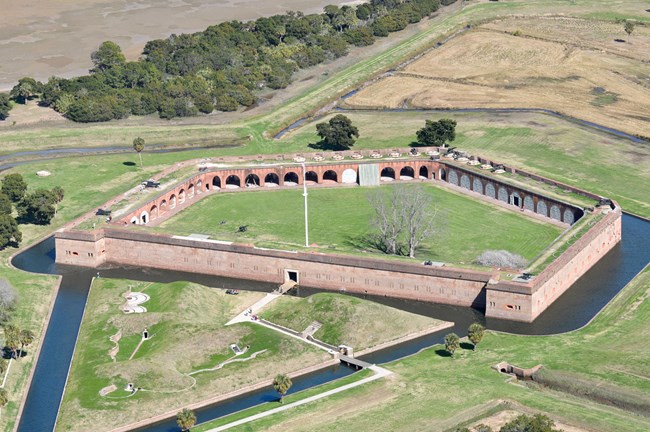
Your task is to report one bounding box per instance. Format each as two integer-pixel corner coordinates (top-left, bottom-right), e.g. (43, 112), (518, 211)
(475, 250), (528, 269)
(0, 280), (17, 324)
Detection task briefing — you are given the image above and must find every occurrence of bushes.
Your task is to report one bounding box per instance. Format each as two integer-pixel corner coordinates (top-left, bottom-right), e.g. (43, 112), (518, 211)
(532, 368), (650, 416)
(475, 250), (528, 269)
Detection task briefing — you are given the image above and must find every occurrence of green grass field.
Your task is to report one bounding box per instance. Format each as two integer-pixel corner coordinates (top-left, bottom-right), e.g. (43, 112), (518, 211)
(200, 266), (650, 432)
(55, 278), (329, 432)
(260, 293), (445, 351)
(155, 183), (562, 265)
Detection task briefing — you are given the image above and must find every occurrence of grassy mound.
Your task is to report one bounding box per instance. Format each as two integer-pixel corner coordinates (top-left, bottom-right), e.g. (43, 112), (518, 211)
(260, 293), (446, 351)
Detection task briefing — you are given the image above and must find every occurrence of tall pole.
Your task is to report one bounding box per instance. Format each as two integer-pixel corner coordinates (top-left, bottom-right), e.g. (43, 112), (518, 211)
(301, 163), (309, 247)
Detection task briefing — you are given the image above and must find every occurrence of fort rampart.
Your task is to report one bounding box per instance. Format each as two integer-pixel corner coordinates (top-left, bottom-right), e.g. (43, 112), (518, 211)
(55, 151), (621, 322)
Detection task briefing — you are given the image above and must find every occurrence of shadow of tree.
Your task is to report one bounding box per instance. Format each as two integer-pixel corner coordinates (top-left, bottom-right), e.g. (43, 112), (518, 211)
(460, 342), (474, 351)
(435, 349), (452, 358)
(307, 141), (350, 151)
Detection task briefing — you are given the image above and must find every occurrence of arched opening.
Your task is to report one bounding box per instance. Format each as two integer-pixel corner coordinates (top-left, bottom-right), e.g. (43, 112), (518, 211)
(141, 211), (149, 224)
(419, 166), (429, 179)
(536, 201), (548, 217)
(342, 168), (357, 184)
(212, 176), (221, 189)
(245, 174), (260, 188)
(440, 168), (446, 181)
(196, 180), (203, 194)
(150, 205), (158, 219)
(305, 171), (318, 184)
(130, 216), (139, 225)
(460, 175), (470, 189)
(284, 172), (299, 185)
(498, 187), (508, 202)
(264, 173), (280, 187)
(400, 166), (415, 180)
(380, 167), (395, 181)
(160, 200), (167, 213)
(188, 184), (195, 198)
(169, 194), (177, 209)
(472, 178), (483, 193)
(226, 175), (241, 188)
(448, 171), (458, 185)
(323, 170), (338, 183)
(178, 189), (186, 204)
(510, 192), (522, 207)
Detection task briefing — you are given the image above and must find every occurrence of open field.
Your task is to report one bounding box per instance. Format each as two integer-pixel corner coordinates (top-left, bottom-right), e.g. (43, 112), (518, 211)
(195, 266), (650, 432)
(260, 293), (445, 351)
(0, 0), (361, 91)
(55, 278), (329, 432)
(285, 110), (650, 218)
(345, 16), (650, 137)
(154, 184), (562, 264)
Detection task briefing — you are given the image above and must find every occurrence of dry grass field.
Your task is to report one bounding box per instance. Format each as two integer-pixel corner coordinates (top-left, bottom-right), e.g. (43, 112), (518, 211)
(345, 17), (650, 137)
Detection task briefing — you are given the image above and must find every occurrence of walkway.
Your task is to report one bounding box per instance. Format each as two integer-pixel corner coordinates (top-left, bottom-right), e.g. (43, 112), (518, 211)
(226, 293), (281, 325)
(204, 364), (392, 432)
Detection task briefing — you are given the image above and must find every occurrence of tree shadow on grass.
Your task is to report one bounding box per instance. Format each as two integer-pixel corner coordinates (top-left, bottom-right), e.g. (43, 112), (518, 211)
(614, 39), (626, 43)
(122, 161), (136, 167)
(307, 141), (349, 151)
(435, 349), (452, 358)
(460, 342), (474, 351)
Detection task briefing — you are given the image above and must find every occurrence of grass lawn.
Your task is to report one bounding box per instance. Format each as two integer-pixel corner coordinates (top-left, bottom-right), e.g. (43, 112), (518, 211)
(211, 267), (650, 432)
(155, 183), (562, 265)
(259, 293), (446, 351)
(55, 278), (330, 432)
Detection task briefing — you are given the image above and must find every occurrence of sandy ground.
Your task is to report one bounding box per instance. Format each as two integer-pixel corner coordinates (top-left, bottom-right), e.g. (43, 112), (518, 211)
(0, 0), (361, 90)
(345, 19), (650, 137)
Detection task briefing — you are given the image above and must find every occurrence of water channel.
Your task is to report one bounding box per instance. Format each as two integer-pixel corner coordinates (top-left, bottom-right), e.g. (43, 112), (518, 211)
(11, 213), (650, 431)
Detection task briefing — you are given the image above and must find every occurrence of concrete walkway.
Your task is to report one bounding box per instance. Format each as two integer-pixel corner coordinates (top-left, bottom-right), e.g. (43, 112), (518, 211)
(226, 293), (281, 325)
(203, 364), (392, 432)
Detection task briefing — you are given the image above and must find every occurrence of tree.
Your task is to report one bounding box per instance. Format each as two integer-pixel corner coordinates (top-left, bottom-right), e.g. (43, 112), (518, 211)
(133, 137), (145, 168)
(0, 280), (18, 324)
(444, 332), (459, 357)
(416, 118), (457, 147)
(624, 21), (635, 43)
(0, 388), (8, 409)
(0, 194), (12, 215)
(16, 189), (56, 225)
(500, 414), (561, 432)
(368, 185), (444, 257)
(18, 329), (35, 359)
(467, 322), (485, 351)
(91, 41), (126, 73)
(3, 325), (20, 359)
(0, 215), (21, 249)
(272, 373), (292, 403)
(51, 186), (65, 215)
(0, 93), (11, 120)
(1, 174), (27, 202)
(175, 408), (196, 431)
(10, 78), (41, 104)
(315, 114), (359, 150)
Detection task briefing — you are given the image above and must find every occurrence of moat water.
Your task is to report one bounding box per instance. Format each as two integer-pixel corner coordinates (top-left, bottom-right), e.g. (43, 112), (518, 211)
(12, 213), (650, 431)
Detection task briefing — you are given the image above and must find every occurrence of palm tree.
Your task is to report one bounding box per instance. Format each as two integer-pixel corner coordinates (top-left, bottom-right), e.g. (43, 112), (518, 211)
(444, 333), (460, 358)
(18, 329), (35, 359)
(467, 323), (485, 351)
(3, 325), (19, 359)
(133, 137), (145, 168)
(176, 408), (196, 431)
(272, 374), (293, 403)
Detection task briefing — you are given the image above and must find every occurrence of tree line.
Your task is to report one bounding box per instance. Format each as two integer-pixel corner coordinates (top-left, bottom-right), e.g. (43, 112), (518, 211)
(0, 0), (458, 123)
(0, 174), (64, 250)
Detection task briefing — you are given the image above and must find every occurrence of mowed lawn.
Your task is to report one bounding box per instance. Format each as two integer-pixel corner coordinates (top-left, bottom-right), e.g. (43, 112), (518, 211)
(156, 183), (562, 265)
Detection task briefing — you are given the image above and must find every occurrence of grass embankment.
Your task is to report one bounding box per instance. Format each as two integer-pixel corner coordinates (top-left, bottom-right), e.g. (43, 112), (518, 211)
(155, 183), (562, 265)
(215, 266), (650, 432)
(55, 278), (329, 432)
(260, 293), (445, 351)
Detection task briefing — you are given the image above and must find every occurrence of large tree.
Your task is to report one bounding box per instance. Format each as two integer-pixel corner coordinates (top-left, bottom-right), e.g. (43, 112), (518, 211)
(316, 114), (359, 150)
(16, 189), (56, 225)
(272, 373), (293, 403)
(500, 414), (561, 432)
(3, 325), (20, 359)
(175, 408), (196, 431)
(0, 93), (11, 120)
(10, 77), (42, 104)
(18, 329), (35, 359)
(133, 137), (145, 168)
(0, 193), (12, 215)
(444, 332), (460, 358)
(91, 41), (126, 73)
(0, 214), (21, 249)
(467, 322), (485, 351)
(1, 174), (27, 202)
(416, 118), (457, 147)
(368, 185), (444, 258)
